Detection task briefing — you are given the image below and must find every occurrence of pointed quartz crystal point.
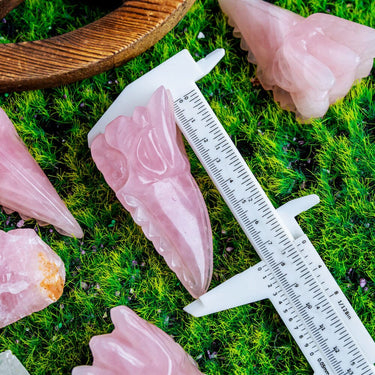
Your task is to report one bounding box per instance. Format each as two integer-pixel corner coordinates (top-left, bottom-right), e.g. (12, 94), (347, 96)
(72, 305), (204, 375)
(0, 351), (30, 375)
(219, 0), (375, 121)
(91, 86), (213, 298)
(0, 108), (83, 238)
(0, 228), (65, 328)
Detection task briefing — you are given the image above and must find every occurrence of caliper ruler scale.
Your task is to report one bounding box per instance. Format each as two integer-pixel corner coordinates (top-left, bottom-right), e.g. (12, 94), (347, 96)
(88, 49), (375, 375)
(177, 84), (375, 375)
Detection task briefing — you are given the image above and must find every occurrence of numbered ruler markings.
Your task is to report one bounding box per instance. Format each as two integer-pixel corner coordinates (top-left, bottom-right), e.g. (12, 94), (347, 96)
(174, 89), (374, 375)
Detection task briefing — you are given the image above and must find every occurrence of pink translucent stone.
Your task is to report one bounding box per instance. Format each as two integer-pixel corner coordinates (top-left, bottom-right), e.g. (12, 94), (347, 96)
(0, 109), (83, 238)
(91, 86), (213, 298)
(219, 0), (375, 121)
(0, 228), (65, 328)
(72, 306), (204, 375)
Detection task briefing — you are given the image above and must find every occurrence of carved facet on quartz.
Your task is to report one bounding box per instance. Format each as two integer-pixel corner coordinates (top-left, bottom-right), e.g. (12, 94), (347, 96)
(0, 229), (65, 329)
(219, 0), (375, 121)
(0, 351), (30, 375)
(72, 306), (204, 375)
(0, 108), (83, 238)
(91, 86), (213, 298)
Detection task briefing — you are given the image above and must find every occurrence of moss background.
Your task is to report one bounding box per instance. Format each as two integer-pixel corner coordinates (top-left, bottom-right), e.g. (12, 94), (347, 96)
(0, 0), (374, 374)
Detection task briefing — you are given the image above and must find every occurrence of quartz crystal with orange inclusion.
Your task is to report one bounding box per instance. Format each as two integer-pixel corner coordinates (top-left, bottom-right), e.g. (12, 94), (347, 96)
(0, 229), (65, 328)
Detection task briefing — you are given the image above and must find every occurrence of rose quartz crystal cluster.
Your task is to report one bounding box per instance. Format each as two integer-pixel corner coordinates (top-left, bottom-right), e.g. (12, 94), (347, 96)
(219, 0), (375, 121)
(0, 229), (65, 328)
(91, 86), (213, 298)
(72, 306), (204, 375)
(0, 108), (83, 238)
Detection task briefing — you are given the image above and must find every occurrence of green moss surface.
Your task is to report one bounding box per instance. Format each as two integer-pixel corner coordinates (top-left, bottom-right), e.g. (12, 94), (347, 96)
(0, 0), (374, 374)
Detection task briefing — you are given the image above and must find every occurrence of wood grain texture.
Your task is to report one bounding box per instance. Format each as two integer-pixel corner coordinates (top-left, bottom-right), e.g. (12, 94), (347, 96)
(0, 0), (23, 19)
(0, 0), (195, 92)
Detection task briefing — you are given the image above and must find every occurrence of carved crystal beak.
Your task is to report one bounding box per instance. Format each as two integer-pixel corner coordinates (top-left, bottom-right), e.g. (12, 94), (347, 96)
(0, 228), (65, 329)
(88, 49), (225, 298)
(90, 86), (213, 298)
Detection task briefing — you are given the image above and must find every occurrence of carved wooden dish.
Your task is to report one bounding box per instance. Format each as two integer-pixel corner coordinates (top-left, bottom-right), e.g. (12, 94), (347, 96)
(0, 0), (194, 92)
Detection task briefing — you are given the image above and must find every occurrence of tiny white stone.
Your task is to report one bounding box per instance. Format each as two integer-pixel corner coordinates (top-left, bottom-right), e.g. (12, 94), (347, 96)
(0, 351), (30, 375)
(197, 31), (205, 39)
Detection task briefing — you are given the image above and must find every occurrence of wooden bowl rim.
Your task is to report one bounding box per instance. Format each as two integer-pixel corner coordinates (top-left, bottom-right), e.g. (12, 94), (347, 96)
(0, 0), (195, 92)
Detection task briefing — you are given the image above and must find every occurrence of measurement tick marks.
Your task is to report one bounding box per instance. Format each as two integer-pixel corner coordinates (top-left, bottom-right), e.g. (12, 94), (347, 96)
(177, 84), (375, 375)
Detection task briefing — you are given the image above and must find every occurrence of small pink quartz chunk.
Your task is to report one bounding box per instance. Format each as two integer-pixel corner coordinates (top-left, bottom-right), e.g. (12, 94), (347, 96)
(72, 306), (204, 375)
(91, 86), (213, 298)
(0, 109), (83, 238)
(219, 0), (375, 121)
(0, 228), (65, 328)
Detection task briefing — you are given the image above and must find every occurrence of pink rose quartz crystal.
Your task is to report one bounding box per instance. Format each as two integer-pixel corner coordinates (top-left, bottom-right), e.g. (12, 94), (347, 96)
(0, 228), (65, 328)
(91, 86), (213, 298)
(219, 0), (375, 121)
(0, 108), (83, 238)
(72, 305), (204, 375)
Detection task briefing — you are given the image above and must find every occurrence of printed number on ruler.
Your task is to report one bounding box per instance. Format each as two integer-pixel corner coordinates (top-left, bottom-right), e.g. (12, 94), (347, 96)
(175, 88), (375, 375)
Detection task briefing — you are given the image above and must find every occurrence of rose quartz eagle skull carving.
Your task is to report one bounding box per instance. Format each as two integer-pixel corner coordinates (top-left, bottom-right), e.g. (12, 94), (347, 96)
(72, 306), (204, 375)
(0, 228), (65, 329)
(91, 86), (213, 298)
(219, 0), (375, 121)
(0, 108), (83, 238)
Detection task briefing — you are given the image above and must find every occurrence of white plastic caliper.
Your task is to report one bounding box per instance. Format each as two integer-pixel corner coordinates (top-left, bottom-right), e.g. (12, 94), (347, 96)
(88, 49), (375, 375)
